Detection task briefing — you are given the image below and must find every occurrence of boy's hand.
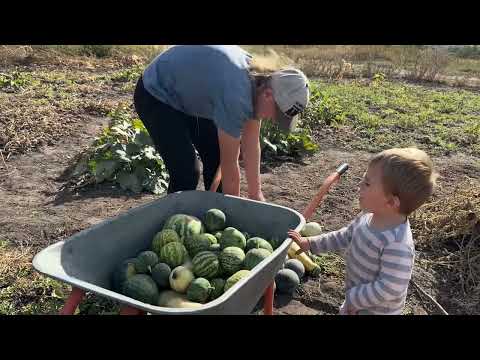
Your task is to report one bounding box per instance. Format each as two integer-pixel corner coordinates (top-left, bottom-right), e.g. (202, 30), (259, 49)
(345, 302), (359, 315)
(287, 230), (310, 254)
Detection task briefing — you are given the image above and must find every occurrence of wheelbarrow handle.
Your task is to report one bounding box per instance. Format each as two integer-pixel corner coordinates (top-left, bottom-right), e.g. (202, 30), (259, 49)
(302, 163), (349, 221)
(336, 163), (349, 176)
(210, 162), (349, 219)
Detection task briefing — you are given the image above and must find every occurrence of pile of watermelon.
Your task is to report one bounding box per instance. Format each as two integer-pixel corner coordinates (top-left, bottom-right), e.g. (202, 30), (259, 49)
(275, 258), (305, 295)
(111, 208), (285, 308)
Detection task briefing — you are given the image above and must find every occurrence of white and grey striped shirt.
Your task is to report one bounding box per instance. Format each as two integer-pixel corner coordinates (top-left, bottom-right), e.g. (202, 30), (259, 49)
(307, 213), (415, 315)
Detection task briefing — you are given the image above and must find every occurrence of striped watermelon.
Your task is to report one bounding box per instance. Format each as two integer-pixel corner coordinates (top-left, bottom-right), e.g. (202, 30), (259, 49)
(224, 270), (251, 292)
(209, 243), (221, 253)
(245, 237), (273, 253)
(203, 233), (218, 245)
(185, 233), (216, 257)
(163, 214), (204, 241)
(275, 269), (300, 294)
(159, 242), (188, 268)
(219, 247), (245, 275)
(151, 262), (171, 288)
(209, 278), (226, 300)
(122, 274), (159, 305)
(220, 227), (246, 250)
(204, 209), (226, 232)
(152, 229), (181, 255)
(244, 248), (271, 270)
(137, 251), (159, 272)
(192, 251), (220, 279)
(186, 278), (212, 303)
(111, 258), (137, 292)
(214, 231), (223, 241)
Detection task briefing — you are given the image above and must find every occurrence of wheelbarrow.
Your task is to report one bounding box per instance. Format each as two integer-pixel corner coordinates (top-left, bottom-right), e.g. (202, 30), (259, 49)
(33, 163), (348, 315)
(32, 190), (305, 315)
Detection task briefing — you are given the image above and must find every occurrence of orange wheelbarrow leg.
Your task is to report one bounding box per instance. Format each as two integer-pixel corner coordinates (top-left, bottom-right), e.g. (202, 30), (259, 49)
(119, 306), (146, 315)
(263, 282), (275, 315)
(60, 287), (85, 315)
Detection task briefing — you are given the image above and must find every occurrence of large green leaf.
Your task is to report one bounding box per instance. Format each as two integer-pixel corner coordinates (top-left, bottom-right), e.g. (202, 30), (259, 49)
(95, 159), (119, 183)
(132, 118), (146, 131)
(114, 149), (132, 163)
(111, 143), (126, 152)
(83, 105), (170, 194)
(143, 176), (168, 195)
(126, 142), (141, 156)
(133, 165), (148, 182)
(116, 171), (143, 193)
(111, 125), (130, 138)
(142, 145), (158, 160)
(134, 131), (153, 147)
(262, 137), (277, 153)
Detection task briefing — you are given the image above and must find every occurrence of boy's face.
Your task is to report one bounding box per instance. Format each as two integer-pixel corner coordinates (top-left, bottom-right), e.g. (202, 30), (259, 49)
(358, 163), (393, 214)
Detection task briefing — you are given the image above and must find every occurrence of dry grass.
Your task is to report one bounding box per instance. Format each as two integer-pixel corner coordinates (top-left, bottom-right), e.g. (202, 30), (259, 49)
(0, 94), (77, 158)
(0, 45), (34, 66)
(0, 66), (123, 159)
(412, 178), (480, 249)
(3, 45), (479, 88)
(0, 242), (75, 315)
(246, 45), (473, 86)
(0, 244), (32, 283)
(248, 48), (292, 73)
(0, 45), (169, 69)
(410, 179), (480, 299)
(447, 57), (480, 77)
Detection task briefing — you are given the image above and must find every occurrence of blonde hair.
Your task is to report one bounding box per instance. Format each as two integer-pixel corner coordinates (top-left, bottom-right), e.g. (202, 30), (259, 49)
(249, 49), (281, 92)
(249, 48), (285, 74)
(369, 148), (438, 215)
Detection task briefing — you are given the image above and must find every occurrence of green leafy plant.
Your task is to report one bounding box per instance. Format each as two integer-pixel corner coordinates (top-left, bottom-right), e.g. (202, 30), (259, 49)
(302, 83), (347, 127)
(371, 72), (386, 86)
(260, 120), (318, 159)
(86, 105), (169, 194)
(0, 71), (31, 91)
(300, 79), (480, 156)
(110, 65), (144, 83)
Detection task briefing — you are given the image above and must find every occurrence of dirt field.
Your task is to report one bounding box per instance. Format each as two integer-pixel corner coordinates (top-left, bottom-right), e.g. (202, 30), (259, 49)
(2, 111), (479, 315)
(1, 49), (479, 315)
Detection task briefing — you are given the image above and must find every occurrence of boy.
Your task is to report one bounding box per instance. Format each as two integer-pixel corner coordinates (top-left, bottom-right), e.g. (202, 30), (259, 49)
(288, 148), (438, 315)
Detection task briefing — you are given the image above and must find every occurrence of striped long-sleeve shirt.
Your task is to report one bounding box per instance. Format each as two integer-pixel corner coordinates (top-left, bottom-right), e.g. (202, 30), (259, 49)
(307, 213), (415, 315)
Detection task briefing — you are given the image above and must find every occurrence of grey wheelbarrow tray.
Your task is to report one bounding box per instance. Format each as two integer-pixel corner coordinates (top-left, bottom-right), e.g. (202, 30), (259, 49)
(33, 190), (305, 315)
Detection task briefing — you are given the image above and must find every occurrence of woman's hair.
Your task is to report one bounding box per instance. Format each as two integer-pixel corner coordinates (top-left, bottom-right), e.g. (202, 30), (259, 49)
(369, 147), (439, 215)
(249, 48), (285, 74)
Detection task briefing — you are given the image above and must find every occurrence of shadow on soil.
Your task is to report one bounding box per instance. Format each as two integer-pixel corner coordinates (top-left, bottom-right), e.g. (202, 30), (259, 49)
(39, 148), (152, 206)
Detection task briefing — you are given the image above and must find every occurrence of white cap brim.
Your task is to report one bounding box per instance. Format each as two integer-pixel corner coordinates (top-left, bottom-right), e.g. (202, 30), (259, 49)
(275, 103), (299, 133)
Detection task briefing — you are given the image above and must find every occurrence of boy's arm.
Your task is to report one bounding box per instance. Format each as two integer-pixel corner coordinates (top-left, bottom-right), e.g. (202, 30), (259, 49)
(345, 242), (414, 311)
(307, 220), (355, 254)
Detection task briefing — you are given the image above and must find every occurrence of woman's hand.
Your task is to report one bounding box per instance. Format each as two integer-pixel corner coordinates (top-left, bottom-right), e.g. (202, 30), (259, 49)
(287, 229), (310, 254)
